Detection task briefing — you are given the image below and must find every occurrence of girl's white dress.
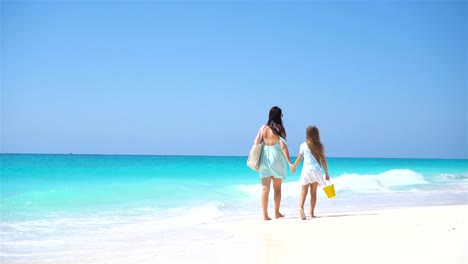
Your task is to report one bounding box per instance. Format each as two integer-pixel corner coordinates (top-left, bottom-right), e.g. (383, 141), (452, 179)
(299, 142), (326, 186)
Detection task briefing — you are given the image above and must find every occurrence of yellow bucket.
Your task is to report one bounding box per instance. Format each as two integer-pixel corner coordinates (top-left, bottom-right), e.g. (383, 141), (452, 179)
(323, 182), (336, 198)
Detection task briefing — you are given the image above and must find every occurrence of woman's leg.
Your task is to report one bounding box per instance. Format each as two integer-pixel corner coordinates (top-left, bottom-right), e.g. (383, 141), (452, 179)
(261, 177), (272, 220)
(299, 184), (309, 220)
(272, 177), (284, 218)
(309, 182), (319, 217)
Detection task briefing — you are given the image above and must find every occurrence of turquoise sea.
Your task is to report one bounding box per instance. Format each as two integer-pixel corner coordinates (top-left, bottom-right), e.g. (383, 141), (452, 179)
(1, 154), (467, 263)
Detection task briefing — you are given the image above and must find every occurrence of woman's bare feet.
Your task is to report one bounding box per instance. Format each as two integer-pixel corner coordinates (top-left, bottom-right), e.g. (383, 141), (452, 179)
(264, 216), (272, 221)
(300, 209), (306, 220)
(275, 213), (285, 219)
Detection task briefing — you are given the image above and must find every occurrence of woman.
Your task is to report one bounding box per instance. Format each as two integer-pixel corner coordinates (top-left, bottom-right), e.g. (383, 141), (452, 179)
(253, 106), (293, 220)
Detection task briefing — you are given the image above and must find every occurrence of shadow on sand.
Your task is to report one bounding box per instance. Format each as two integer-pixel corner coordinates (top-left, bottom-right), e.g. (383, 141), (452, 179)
(286, 212), (379, 220)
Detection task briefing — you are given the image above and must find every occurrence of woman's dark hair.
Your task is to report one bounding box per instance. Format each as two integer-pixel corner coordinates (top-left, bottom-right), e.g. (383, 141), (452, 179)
(267, 106), (286, 139)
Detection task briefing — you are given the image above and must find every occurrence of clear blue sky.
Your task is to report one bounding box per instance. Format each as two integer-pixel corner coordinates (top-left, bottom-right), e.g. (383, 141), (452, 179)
(1, 0), (467, 159)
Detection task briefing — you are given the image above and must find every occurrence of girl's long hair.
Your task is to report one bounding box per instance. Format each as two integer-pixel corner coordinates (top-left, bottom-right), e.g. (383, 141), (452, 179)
(306, 126), (324, 166)
(267, 106), (286, 139)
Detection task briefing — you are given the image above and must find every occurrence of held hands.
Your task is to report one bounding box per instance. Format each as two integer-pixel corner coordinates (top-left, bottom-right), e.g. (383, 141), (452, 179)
(289, 163), (296, 174)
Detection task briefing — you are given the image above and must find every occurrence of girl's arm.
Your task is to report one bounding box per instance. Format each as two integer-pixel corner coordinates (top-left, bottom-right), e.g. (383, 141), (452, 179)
(321, 156), (330, 180)
(291, 153), (303, 174)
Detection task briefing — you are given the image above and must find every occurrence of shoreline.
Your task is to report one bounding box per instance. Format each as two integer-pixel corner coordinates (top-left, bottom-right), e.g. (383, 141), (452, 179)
(6, 204), (467, 264)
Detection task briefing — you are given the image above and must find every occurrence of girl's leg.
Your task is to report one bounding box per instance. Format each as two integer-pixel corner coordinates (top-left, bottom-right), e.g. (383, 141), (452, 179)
(272, 177), (284, 219)
(299, 184), (309, 220)
(309, 182), (319, 217)
(261, 177), (272, 220)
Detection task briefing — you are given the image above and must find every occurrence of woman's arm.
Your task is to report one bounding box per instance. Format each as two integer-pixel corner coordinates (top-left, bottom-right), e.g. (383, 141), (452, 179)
(321, 156), (330, 180)
(253, 126), (265, 144)
(279, 139), (293, 166)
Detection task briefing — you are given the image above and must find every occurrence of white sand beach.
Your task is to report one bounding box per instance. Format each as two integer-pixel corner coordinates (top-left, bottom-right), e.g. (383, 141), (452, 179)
(152, 205), (467, 264)
(23, 204), (467, 264)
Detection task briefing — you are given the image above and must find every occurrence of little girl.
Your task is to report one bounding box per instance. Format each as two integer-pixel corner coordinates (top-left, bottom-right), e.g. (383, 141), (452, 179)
(291, 126), (330, 220)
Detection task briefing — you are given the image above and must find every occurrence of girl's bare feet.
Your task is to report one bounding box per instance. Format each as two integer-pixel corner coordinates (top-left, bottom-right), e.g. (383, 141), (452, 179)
(275, 213), (285, 219)
(300, 208), (306, 220)
(264, 216), (272, 221)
